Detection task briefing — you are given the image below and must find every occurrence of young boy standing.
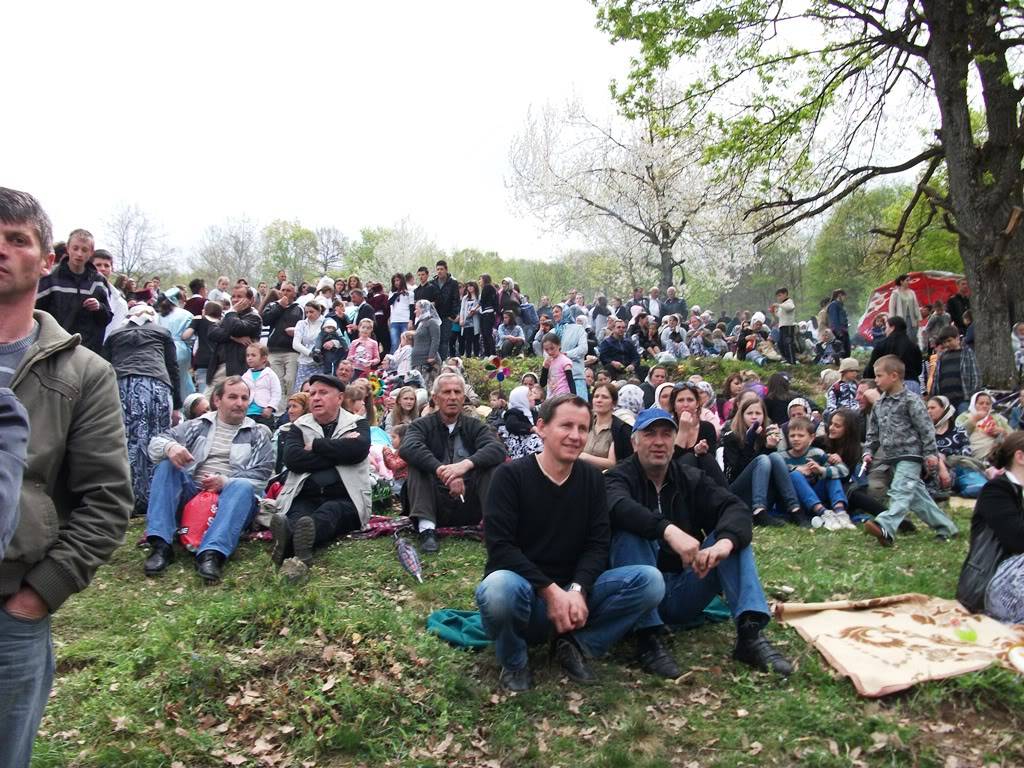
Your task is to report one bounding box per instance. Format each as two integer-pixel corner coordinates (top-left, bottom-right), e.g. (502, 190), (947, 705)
(863, 355), (958, 546)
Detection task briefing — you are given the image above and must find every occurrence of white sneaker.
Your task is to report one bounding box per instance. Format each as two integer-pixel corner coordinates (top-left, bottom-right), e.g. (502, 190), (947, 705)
(834, 510), (856, 530)
(811, 514), (826, 529)
(823, 510), (842, 531)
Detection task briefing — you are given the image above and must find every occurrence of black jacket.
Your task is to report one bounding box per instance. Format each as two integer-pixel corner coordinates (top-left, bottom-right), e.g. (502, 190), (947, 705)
(207, 308), (262, 383)
(262, 301), (304, 352)
(968, 474), (1024, 559)
(35, 259), (112, 354)
(399, 411), (507, 474)
(414, 281), (440, 308)
(431, 275), (461, 321)
(606, 454), (752, 572)
(610, 416), (634, 464)
(863, 330), (923, 381)
(102, 323), (182, 408)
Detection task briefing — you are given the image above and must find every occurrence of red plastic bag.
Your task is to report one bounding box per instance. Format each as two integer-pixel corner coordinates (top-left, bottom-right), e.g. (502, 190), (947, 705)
(178, 491), (219, 552)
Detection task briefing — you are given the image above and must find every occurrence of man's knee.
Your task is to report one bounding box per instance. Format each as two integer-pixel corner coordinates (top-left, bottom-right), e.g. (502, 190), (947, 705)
(476, 570), (530, 619)
(624, 564), (666, 607)
(610, 530), (657, 567)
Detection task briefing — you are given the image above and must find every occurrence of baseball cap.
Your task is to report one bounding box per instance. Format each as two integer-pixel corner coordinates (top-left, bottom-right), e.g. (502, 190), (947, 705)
(632, 407), (677, 434)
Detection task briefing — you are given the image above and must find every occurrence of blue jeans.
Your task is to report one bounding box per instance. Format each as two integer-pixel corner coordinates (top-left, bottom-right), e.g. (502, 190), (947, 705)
(145, 460), (257, 556)
(788, 472), (848, 512)
(475, 566), (664, 671)
(874, 460), (958, 538)
(0, 609), (53, 767)
(610, 530), (770, 628)
(573, 376), (588, 402)
(389, 322), (408, 352)
(729, 453), (800, 512)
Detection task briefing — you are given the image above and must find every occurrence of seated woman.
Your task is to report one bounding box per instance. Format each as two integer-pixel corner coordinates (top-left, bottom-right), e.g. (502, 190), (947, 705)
(654, 381), (675, 412)
(721, 394), (803, 527)
(694, 381), (722, 435)
(669, 383), (728, 487)
(928, 395), (986, 498)
(383, 385), (421, 431)
(716, 373), (744, 423)
(579, 382), (633, 471)
(613, 383), (645, 427)
(957, 432), (1024, 623)
(956, 391), (1010, 462)
(497, 385), (544, 460)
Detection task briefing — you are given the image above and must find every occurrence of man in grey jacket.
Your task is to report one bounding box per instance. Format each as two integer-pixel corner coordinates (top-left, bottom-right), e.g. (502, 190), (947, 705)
(399, 373), (506, 554)
(143, 376), (274, 582)
(0, 187), (133, 768)
(0, 390), (28, 561)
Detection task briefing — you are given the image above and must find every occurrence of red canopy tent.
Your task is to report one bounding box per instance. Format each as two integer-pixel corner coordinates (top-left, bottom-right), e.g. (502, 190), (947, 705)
(856, 270), (963, 339)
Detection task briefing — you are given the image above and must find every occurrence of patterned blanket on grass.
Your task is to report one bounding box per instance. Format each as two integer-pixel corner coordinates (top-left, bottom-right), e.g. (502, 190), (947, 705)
(775, 593), (1024, 697)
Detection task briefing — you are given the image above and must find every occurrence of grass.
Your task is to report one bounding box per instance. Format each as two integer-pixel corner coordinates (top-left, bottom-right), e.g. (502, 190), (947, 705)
(35, 497), (1024, 768)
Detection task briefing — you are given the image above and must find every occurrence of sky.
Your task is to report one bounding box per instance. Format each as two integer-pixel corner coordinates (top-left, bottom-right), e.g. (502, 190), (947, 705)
(7, 1), (635, 265)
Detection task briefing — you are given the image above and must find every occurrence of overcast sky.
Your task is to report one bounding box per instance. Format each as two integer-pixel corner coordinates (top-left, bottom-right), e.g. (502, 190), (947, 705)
(7, 1), (634, 264)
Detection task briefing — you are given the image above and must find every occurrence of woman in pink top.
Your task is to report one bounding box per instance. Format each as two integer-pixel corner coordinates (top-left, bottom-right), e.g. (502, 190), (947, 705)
(539, 332), (577, 397)
(346, 318), (381, 379)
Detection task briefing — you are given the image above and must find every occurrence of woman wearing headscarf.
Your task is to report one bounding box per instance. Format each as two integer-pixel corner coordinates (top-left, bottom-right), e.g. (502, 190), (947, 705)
(613, 383), (645, 427)
(292, 299), (326, 392)
(956, 391), (1011, 462)
(929, 395), (985, 497)
(103, 304), (181, 516)
(411, 299), (442, 389)
(157, 287), (197, 399)
(497, 385), (544, 459)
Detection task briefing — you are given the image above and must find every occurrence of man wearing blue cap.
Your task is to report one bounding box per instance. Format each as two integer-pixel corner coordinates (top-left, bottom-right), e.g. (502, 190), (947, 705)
(605, 407), (793, 677)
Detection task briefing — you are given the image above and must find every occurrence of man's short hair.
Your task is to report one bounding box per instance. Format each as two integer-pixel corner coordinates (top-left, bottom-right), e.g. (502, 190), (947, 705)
(417, 266), (429, 274)
(189, 278), (205, 293)
(0, 187), (53, 255)
(92, 248), (113, 264)
(875, 354), (905, 378)
(832, 289), (846, 300)
(212, 375), (248, 403)
(68, 227), (94, 245)
(537, 393), (590, 423)
(776, 287), (788, 295)
(436, 259), (448, 269)
(886, 315), (907, 334)
(936, 326), (960, 344)
(431, 372), (465, 396)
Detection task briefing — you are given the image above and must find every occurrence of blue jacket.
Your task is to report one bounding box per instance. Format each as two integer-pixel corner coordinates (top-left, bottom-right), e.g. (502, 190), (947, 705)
(599, 335), (640, 369)
(827, 300), (848, 333)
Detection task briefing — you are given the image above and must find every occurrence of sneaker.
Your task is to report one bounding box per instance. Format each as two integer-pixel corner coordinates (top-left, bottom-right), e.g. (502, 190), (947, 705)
(637, 633), (681, 679)
(733, 634), (793, 676)
(810, 514), (826, 529)
(554, 636), (597, 684)
(269, 514), (291, 567)
(291, 516), (316, 566)
(498, 665), (533, 692)
(864, 519), (894, 547)
(833, 510), (856, 530)
(419, 528), (440, 555)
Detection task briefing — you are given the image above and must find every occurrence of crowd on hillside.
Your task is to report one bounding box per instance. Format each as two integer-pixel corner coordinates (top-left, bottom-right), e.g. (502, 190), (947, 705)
(3, 187), (1024, 764)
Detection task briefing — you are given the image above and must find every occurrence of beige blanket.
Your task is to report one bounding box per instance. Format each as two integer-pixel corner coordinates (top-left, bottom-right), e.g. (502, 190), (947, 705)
(775, 593), (1024, 697)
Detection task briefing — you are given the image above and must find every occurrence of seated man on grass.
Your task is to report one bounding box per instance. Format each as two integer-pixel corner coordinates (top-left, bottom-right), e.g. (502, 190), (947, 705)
(475, 394), (666, 692)
(605, 407), (793, 677)
(144, 376), (275, 583)
(399, 372), (506, 554)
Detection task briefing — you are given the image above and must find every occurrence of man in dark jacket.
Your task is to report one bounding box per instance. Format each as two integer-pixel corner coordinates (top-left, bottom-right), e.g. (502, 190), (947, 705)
(946, 278), (971, 333)
(206, 283), (261, 390)
(262, 282), (303, 408)
(0, 188), (132, 767)
(430, 260), (460, 363)
(399, 372), (506, 553)
(660, 286), (687, 320)
(35, 228), (112, 354)
(827, 289), (850, 357)
(598, 319), (641, 379)
(605, 408), (793, 677)
(863, 316), (924, 393)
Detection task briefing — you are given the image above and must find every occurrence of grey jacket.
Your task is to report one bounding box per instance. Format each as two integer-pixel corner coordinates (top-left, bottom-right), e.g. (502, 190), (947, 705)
(864, 386), (937, 464)
(410, 320), (440, 369)
(0, 312), (132, 612)
(148, 412), (275, 492)
(102, 322), (182, 408)
(0, 389), (29, 562)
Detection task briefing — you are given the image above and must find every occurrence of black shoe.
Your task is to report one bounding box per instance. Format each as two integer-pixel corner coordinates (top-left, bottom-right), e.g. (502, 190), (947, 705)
(292, 517), (316, 566)
(637, 632), (681, 679)
(143, 538), (173, 577)
(935, 531), (959, 542)
(864, 520), (894, 547)
(753, 510), (786, 527)
(195, 550), (225, 583)
(898, 519), (918, 534)
(418, 527), (440, 555)
(270, 514), (291, 567)
(788, 509), (812, 528)
(498, 665), (533, 692)
(554, 636), (597, 684)
(733, 634), (794, 676)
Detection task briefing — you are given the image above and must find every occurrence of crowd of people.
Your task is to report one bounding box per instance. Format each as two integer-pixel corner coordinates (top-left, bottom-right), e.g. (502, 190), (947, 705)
(2, 186), (1024, 764)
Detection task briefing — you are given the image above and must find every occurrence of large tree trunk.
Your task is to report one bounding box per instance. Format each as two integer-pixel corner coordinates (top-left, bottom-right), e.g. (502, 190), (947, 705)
(658, 241), (675, 293)
(960, 234), (1022, 387)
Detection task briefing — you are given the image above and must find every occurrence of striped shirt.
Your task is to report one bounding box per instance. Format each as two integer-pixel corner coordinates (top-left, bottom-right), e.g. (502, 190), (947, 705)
(195, 419), (242, 478)
(0, 323), (39, 388)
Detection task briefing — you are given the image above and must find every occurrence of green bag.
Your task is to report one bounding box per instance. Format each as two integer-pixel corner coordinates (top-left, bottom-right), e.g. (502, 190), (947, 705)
(426, 609), (492, 649)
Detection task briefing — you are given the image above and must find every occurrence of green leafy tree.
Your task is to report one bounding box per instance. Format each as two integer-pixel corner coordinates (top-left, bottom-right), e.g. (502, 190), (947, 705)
(595, 0), (1024, 384)
(260, 220), (317, 284)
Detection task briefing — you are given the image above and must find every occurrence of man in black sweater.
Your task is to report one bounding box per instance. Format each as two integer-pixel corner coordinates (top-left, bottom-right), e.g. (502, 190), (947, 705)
(399, 373), (506, 554)
(261, 282), (303, 410)
(431, 260), (460, 363)
(863, 316), (924, 393)
(206, 284), (262, 390)
(605, 407), (793, 677)
(475, 394), (665, 692)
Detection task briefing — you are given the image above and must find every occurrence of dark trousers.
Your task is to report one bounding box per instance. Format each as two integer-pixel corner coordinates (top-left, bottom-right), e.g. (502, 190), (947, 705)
(835, 329), (851, 357)
(779, 326), (796, 364)
(499, 340), (524, 357)
(286, 493), (361, 547)
(479, 313), (496, 356)
(438, 322), (452, 363)
(406, 465), (494, 527)
(461, 328), (480, 358)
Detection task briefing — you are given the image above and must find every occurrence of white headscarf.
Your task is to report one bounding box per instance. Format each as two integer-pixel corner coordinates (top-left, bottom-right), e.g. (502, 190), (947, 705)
(617, 384), (644, 417)
(508, 385), (534, 424)
(127, 303), (156, 326)
(415, 299), (441, 327)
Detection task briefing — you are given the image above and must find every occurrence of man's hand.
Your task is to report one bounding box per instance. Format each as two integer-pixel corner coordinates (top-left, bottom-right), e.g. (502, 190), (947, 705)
(262, 407), (274, 419)
(82, 297), (101, 312)
(166, 443), (194, 469)
(231, 298), (251, 315)
(200, 474), (226, 492)
(437, 460), (472, 485)
(925, 454), (940, 470)
(4, 586), (48, 621)
(448, 477), (466, 498)
(541, 584), (588, 633)
(663, 524), (700, 569)
(231, 335), (251, 346)
(692, 539), (733, 579)
(285, 326), (296, 337)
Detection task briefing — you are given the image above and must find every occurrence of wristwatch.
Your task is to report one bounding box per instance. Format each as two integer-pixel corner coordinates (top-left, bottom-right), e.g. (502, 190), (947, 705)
(567, 583), (584, 595)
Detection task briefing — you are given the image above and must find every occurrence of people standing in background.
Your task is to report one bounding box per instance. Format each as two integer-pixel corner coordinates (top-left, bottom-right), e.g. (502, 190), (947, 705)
(262, 282), (302, 412)
(947, 278), (971, 333)
(478, 274), (499, 357)
(388, 273), (414, 352)
(90, 249), (129, 341)
(460, 280), (481, 358)
(888, 274), (921, 346)
(826, 289), (850, 357)
(771, 287), (797, 364)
